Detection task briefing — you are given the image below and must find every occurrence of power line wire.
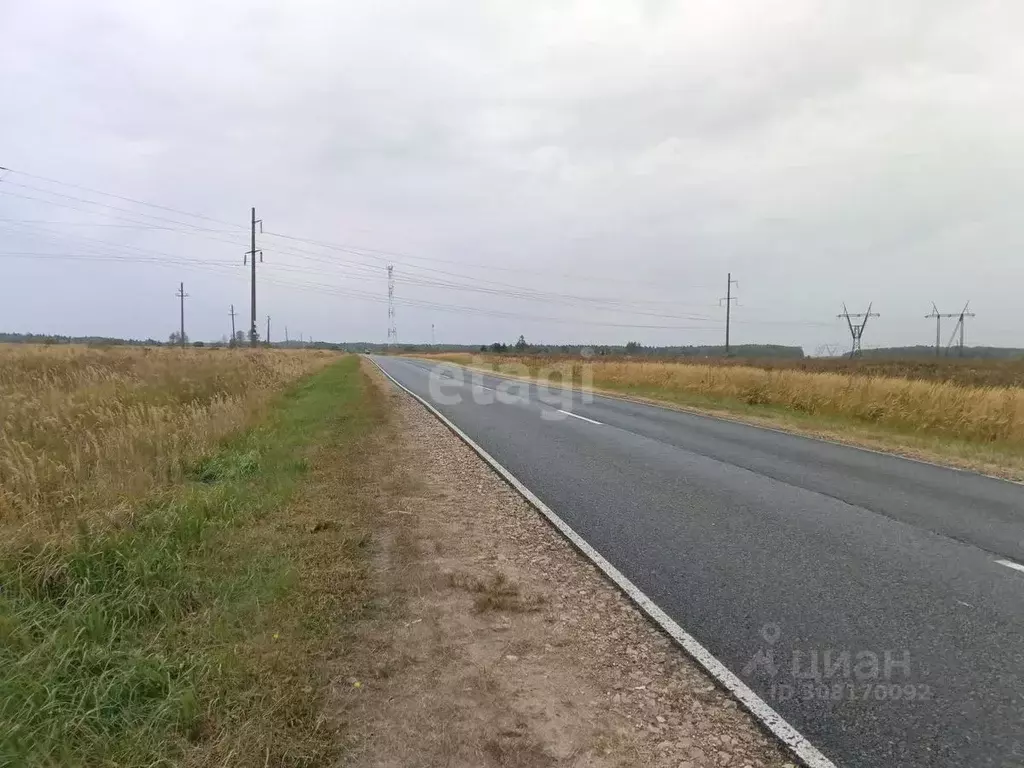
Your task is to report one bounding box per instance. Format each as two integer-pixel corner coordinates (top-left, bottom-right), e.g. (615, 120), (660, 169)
(1, 167), (243, 229)
(0, 180), (240, 233)
(0, 168), (834, 331)
(2, 217), (727, 322)
(0, 186), (718, 316)
(2, 167), (704, 292)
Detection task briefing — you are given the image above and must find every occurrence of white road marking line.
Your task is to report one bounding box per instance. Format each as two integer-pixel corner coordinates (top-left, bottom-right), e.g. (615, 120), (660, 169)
(439, 374), (497, 393)
(369, 357), (837, 768)
(996, 559), (1024, 574)
(557, 409), (602, 425)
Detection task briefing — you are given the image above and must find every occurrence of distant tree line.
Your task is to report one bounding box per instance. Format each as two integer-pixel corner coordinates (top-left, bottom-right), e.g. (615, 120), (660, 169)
(0, 332), (160, 347)
(860, 345), (1024, 360)
(470, 338), (806, 359)
(6, 331), (1022, 361)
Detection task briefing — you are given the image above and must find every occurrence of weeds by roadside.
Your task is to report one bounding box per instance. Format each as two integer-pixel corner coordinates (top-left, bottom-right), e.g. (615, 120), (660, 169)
(420, 350), (1024, 388)
(0, 356), (389, 767)
(0, 344), (336, 536)
(445, 570), (547, 614)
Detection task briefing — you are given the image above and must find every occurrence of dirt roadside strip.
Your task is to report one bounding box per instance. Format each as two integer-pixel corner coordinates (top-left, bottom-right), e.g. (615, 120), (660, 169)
(335, 363), (795, 768)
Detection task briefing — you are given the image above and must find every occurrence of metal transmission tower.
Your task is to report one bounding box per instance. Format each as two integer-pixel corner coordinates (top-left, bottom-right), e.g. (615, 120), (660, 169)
(175, 282), (189, 347)
(945, 302), (975, 357)
(719, 273), (739, 355)
(837, 303), (879, 358)
(925, 303), (963, 357)
(386, 264), (397, 347)
(244, 207), (263, 347)
(814, 343), (843, 357)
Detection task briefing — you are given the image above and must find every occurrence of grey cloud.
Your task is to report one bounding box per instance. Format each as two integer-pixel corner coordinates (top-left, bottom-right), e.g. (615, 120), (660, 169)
(1, 1), (1022, 349)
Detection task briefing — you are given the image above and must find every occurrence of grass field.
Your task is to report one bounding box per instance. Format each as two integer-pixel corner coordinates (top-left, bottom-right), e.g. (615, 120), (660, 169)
(425, 353), (1024, 475)
(0, 348), (391, 766)
(0, 344), (335, 537)
(664, 355), (1024, 389)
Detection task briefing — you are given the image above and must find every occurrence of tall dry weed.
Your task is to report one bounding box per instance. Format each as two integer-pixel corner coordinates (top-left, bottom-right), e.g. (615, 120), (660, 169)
(429, 353), (1024, 448)
(0, 344), (336, 534)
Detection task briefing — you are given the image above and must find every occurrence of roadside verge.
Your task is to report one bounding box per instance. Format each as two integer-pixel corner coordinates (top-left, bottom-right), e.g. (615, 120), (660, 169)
(365, 358), (826, 768)
(0, 356), (389, 767)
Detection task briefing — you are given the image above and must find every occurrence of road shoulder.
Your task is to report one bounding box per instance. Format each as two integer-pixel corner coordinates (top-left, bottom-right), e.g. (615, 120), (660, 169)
(333, 366), (791, 767)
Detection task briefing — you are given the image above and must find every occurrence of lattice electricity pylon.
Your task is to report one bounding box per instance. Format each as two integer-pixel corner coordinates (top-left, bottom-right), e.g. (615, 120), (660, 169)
(837, 303), (879, 358)
(945, 302), (975, 357)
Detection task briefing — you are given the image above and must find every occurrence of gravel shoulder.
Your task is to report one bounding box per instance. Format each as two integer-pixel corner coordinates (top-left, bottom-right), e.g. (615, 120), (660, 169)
(333, 364), (793, 768)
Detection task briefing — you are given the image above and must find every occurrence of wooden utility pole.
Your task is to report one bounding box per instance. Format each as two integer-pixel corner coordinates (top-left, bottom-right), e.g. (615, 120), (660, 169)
(245, 207), (262, 346)
(175, 282), (188, 346)
(720, 273), (739, 355)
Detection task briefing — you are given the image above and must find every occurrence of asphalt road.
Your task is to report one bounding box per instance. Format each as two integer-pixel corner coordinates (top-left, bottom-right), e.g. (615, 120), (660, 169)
(372, 356), (1024, 768)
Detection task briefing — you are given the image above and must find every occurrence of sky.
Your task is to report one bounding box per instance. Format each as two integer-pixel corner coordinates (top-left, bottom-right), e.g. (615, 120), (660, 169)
(1, 1), (1022, 352)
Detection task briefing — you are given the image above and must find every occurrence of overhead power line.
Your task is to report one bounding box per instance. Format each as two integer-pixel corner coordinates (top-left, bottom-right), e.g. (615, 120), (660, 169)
(0, 248), (722, 331)
(0, 221), (736, 325)
(0, 219), (237, 231)
(260, 228), (708, 290)
(0, 180), (240, 234)
(0, 193), (729, 322)
(2, 166), (704, 291)
(0, 165), (837, 334)
(0, 167), (243, 229)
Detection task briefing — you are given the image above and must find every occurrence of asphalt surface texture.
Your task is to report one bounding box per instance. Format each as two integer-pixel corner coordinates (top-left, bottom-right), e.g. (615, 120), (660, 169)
(372, 356), (1024, 768)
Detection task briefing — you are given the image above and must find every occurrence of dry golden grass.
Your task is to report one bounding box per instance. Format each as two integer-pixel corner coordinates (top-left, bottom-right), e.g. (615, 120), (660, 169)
(0, 344), (336, 534)
(423, 351), (1024, 387)
(746, 356), (1024, 389)
(0, 355), (383, 767)
(424, 353), (1024, 450)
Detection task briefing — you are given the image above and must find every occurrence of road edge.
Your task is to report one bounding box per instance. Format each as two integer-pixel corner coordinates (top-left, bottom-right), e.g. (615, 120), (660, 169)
(367, 356), (837, 768)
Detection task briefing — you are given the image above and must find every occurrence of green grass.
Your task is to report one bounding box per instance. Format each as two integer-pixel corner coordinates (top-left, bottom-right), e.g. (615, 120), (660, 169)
(0, 356), (385, 767)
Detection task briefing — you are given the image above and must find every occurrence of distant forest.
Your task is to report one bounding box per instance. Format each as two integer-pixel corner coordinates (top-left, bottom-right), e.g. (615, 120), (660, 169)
(0, 332), (160, 346)
(859, 345), (1024, 360)
(0, 332), (345, 350)
(2, 333), (1023, 360)
(333, 341), (806, 358)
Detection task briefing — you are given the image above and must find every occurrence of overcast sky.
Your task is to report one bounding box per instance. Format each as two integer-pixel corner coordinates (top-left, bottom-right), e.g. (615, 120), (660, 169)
(2, 1), (1022, 352)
